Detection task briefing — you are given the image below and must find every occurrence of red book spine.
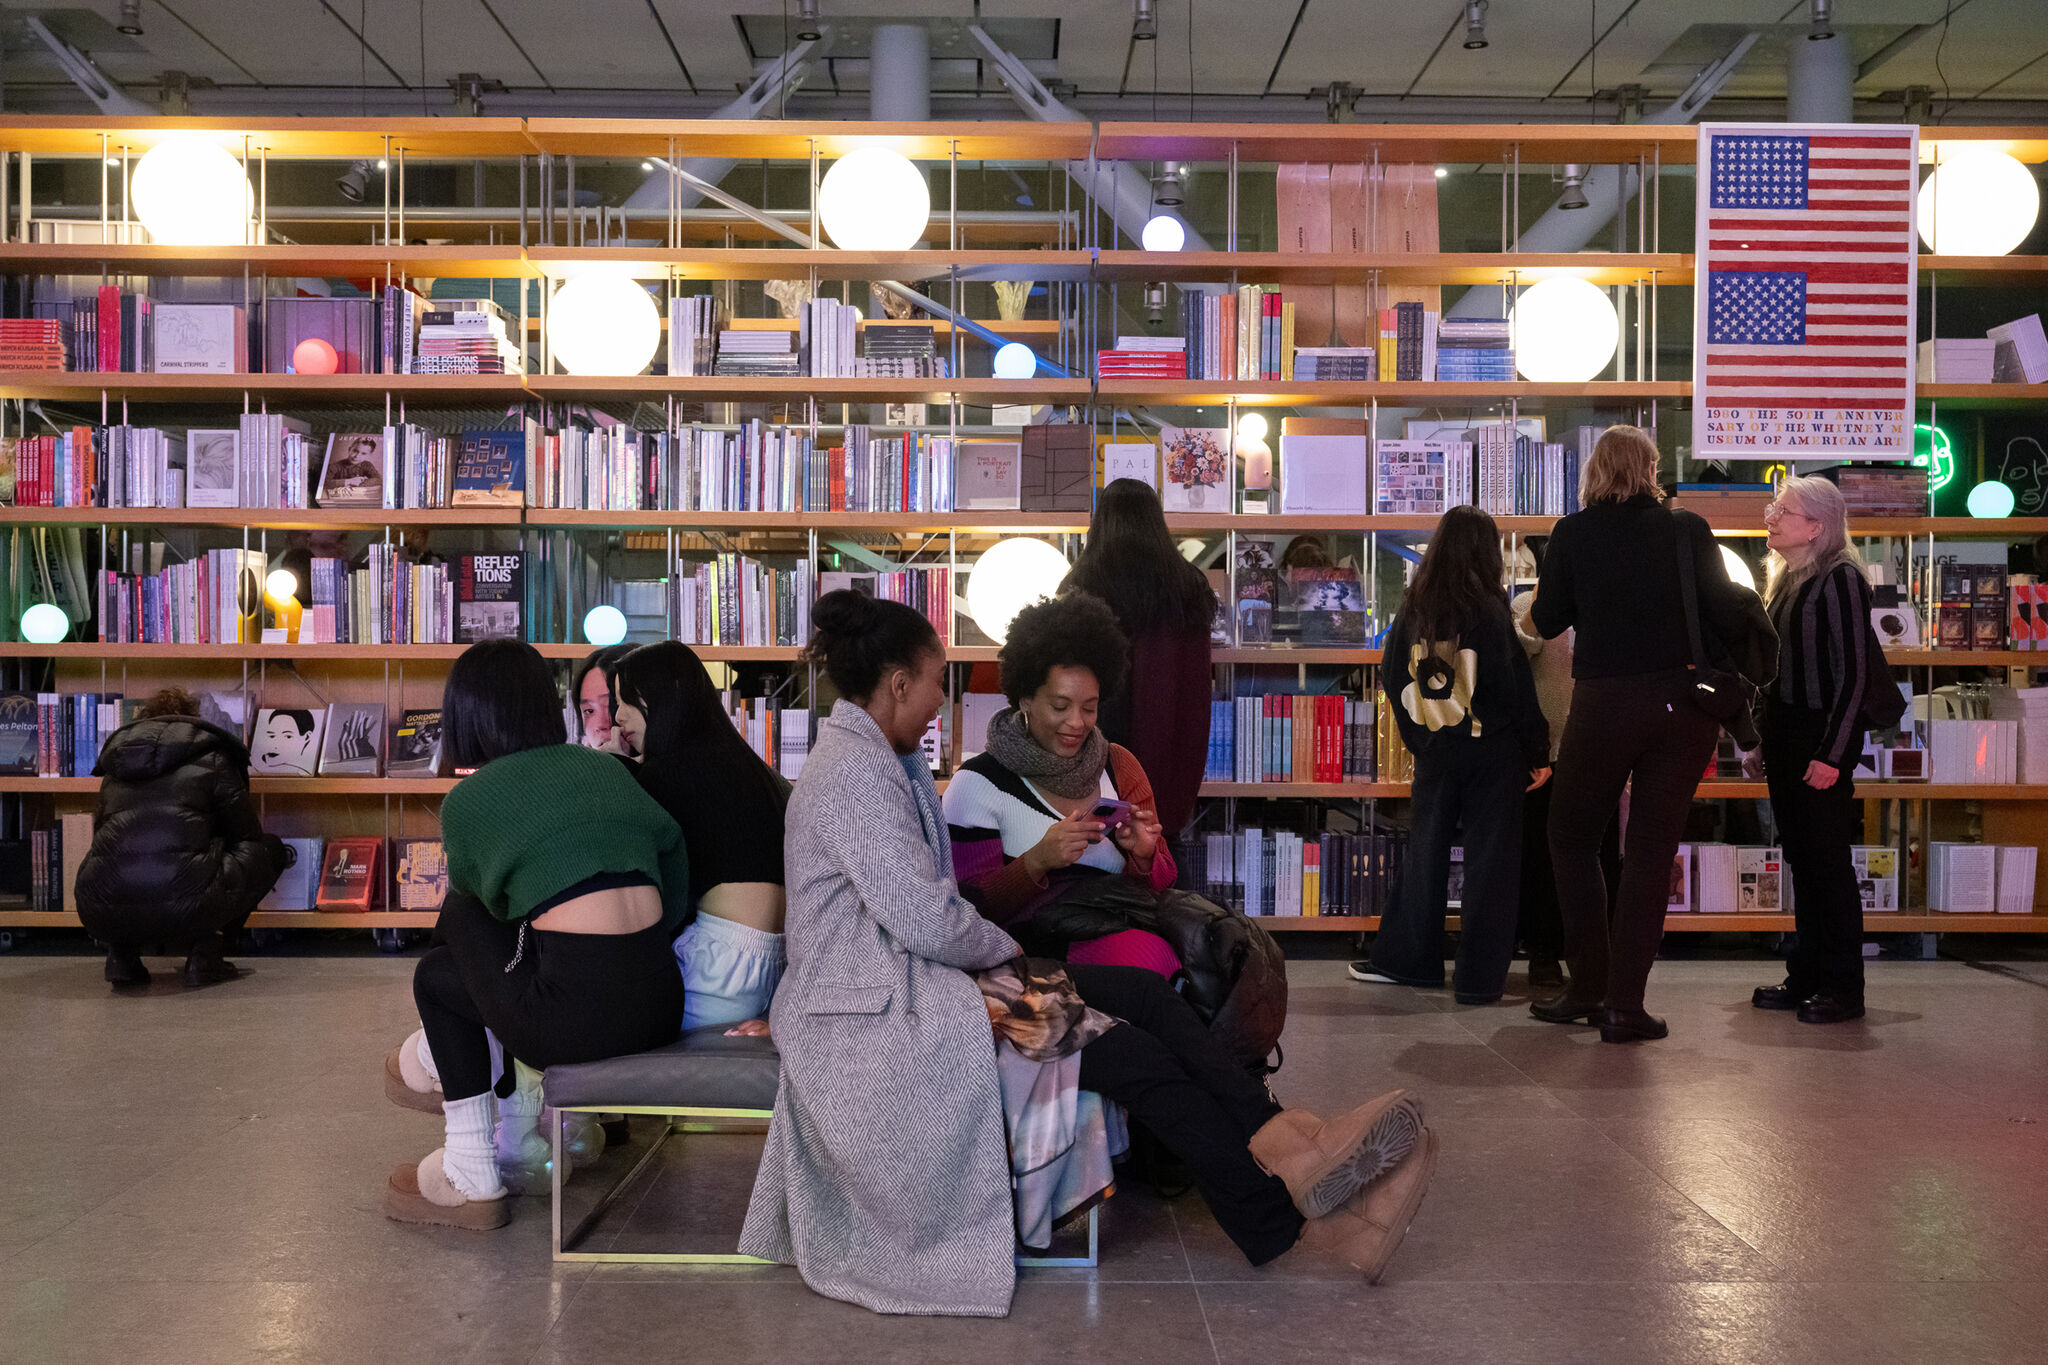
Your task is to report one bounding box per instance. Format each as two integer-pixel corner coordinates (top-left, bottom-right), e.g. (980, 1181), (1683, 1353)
(97, 285), (118, 373)
(900, 434), (912, 514)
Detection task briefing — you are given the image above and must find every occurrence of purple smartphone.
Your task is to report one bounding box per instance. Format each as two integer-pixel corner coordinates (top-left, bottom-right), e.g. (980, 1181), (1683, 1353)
(1090, 798), (1136, 831)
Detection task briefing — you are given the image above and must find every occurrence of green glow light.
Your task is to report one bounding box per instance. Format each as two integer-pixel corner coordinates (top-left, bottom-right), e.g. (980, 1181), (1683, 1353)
(1913, 422), (1956, 493)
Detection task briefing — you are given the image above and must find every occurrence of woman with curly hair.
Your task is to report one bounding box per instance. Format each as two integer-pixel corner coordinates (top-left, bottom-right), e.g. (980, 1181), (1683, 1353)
(942, 591), (1184, 975)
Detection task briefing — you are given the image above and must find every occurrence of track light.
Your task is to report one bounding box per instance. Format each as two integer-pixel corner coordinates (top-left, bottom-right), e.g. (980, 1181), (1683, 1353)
(1559, 164), (1589, 211)
(1134, 0), (1159, 41)
(1152, 166), (1184, 208)
(1462, 0), (1488, 50)
(336, 159), (374, 203)
(795, 0), (822, 42)
(1808, 0), (1835, 41)
(117, 0), (143, 36)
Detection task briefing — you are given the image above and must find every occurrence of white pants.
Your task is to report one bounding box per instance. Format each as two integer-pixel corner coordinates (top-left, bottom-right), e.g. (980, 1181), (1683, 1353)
(677, 912), (786, 1030)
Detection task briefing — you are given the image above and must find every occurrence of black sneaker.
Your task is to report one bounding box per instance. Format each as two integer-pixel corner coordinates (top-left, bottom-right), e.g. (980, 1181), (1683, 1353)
(1752, 984), (1807, 1011)
(104, 950), (150, 990)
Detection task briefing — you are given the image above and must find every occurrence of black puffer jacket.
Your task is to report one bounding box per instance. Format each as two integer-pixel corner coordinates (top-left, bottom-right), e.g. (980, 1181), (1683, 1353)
(75, 717), (289, 944)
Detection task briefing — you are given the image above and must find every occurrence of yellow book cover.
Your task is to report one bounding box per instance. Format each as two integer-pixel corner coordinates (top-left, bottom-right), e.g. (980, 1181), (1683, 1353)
(1281, 302), (1296, 380)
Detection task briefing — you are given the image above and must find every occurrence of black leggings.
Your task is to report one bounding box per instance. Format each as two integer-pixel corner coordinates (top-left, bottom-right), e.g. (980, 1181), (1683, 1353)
(1068, 964), (1302, 1266)
(413, 892), (686, 1102)
(1763, 702), (1865, 1002)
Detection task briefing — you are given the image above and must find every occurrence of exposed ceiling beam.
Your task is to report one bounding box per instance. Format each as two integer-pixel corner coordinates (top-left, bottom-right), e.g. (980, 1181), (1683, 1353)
(1264, 0), (1313, 98)
(1546, 0), (1649, 102)
(310, 0), (409, 88)
(642, 0), (697, 96)
(153, 0), (267, 87)
(477, 0), (553, 93)
(1401, 3), (1466, 100)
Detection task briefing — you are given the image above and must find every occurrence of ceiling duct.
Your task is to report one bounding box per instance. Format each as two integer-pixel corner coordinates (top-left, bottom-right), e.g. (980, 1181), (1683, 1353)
(870, 23), (930, 122)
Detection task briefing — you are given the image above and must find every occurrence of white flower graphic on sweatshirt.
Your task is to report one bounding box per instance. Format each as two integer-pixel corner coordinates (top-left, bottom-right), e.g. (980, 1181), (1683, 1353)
(1402, 639), (1481, 735)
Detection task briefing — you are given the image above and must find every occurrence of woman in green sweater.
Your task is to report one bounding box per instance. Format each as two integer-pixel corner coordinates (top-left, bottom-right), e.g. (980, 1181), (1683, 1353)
(382, 640), (690, 1231)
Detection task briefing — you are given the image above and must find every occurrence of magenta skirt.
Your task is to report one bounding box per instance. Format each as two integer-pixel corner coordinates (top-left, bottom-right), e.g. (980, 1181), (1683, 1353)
(1065, 927), (1182, 978)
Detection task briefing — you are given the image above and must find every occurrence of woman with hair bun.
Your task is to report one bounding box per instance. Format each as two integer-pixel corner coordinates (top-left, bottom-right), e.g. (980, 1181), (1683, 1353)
(741, 591), (1435, 1318)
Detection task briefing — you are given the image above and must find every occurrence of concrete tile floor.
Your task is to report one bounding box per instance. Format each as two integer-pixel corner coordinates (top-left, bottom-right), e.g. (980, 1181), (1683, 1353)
(3, 952), (2045, 1364)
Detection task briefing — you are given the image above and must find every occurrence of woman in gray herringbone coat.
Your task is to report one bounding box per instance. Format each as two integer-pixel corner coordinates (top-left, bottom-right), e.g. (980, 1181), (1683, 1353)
(741, 592), (1441, 1315)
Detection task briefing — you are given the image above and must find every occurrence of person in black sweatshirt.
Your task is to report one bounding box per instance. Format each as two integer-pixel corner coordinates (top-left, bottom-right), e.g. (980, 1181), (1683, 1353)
(1353, 506), (1550, 1004)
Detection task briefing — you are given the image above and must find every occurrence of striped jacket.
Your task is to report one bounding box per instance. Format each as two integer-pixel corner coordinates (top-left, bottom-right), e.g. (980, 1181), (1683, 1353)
(1767, 560), (1873, 767)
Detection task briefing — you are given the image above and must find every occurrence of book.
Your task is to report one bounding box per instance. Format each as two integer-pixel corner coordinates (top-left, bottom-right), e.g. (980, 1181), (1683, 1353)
(1235, 538), (1281, 645)
(1160, 425), (1231, 512)
(1100, 439), (1158, 489)
(1667, 845), (1693, 912)
(1997, 845), (2038, 914)
(1987, 313), (2048, 384)
(1285, 567), (1367, 645)
(456, 553), (524, 643)
(387, 708), (444, 776)
(1019, 423), (1094, 512)
(1851, 846), (1899, 912)
(394, 838), (450, 912)
(318, 433), (386, 508)
(184, 428), (240, 507)
(316, 836), (384, 911)
(955, 440), (1022, 510)
(250, 707), (327, 776)
(1737, 847), (1784, 912)
(0, 691), (36, 774)
(259, 837), (326, 910)
(152, 303), (245, 373)
(1277, 432), (1370, 515)
(452, 429), (525, 506)
(1693, 843), (1740, 914)
(318, 701), (386, 776)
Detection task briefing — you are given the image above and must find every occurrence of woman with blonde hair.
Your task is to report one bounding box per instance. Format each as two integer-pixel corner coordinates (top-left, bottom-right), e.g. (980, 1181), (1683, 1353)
(1527, 425), (1767, 1042)
(1753, 475), (1881, 1024)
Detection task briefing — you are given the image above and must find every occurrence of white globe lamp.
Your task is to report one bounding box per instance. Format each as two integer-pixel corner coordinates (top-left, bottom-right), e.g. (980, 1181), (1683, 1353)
(1141, 214), (1186, 252)
(1236, 412), (1268, 443)
(1510, 277), (1620, 382)
(993, 342), (1038, 379)
(20, 603), (68, 644)
(817, 148), (930, 251)
(966, 537), (1068, 645)
(131, 136), (254, 246)
(1968, 479), (2017, 520)
(583, 604), (629, 646)
(1917, 149), (2041, 256)
(1718, 544), (1757, 593)
(548, 274), (661, 375)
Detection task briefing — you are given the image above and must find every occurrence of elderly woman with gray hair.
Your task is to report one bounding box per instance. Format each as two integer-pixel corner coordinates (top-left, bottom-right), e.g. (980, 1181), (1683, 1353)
(739, 590), (1437, 1318)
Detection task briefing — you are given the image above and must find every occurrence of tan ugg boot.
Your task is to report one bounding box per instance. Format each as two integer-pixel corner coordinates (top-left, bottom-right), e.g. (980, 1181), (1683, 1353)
(382, 1150), (510, 1231)
(383, 1031), (443, 1114)
(1298, 1127), (1438, 1283)
(1250, 1090), (1423, 1219)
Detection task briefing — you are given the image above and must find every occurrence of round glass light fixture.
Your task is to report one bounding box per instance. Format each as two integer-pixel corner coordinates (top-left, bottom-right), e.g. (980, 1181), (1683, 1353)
(1967, 479), (2017, 520)
(1140, 214), (1187, 252)
(1236, 412), (1268, 443)
(131, 135), (254, 246)
(1510, 277), (1621, 383)
(993, 342), (1038, 379)
(817, 147), (930, 251)
(20, 602), (68, 644)
(583, 604), (629, 646)
(966, 537), (1068, 645)
(1718, 543), (1757, 593)
(1916, 149), (2041, 256)
(291, 337), (338, 375)
(548, 273), (661, 376)
(264, 569), (298, 602)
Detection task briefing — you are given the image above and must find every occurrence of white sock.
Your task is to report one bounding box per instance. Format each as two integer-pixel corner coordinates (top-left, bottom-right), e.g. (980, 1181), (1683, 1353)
(441, 1093), (504, 1200)
(412, 1028), (503, 1088)
(495, 1060), (546, 1159)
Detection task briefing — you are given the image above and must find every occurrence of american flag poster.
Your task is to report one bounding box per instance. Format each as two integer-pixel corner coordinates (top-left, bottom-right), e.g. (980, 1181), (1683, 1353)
(1693, 123), (1919, 461)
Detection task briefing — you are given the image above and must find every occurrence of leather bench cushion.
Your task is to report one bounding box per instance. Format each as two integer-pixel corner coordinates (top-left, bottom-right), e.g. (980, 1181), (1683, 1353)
(542, 1025), (781, 1112)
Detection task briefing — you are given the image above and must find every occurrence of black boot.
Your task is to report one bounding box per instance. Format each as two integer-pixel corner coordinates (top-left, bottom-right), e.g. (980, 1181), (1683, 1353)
(104, 949), (150, 990)
(1751, 984), (1807, 1011)
(183, 932), (241, 987)
(1527, 957), (1565, 992)
(1597, 1007), (1668, 1044)
(1797, 993), (1865, 1024)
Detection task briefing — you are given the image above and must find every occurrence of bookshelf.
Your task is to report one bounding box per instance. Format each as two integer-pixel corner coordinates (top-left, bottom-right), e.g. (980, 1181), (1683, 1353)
(0, 114), (2040, 941)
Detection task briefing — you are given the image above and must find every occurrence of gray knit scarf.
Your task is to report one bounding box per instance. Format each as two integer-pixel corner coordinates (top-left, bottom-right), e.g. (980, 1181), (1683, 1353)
(984, 705), (1109, 800)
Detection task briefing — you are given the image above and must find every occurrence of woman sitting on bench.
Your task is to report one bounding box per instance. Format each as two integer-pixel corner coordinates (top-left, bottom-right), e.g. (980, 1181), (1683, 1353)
(739, 591), (1440, 1317)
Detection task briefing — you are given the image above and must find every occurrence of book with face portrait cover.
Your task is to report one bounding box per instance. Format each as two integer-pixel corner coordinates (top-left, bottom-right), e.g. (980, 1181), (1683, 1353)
(250, 707), (327, 777)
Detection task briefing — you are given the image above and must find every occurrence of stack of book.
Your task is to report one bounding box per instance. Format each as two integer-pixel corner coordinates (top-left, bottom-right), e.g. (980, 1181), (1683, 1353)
(714, 330), (800, 377)
(28, 813), (92, 914)
(13, 691), (128, 778)
(817, 427), (956, 513)
(819, 567), (953, 642)
(1373, 438), (1474, 515)
(0, 317), (68, 371)
(1988, 313), (2048, 384)
(1670, 482), (1774, 525)
(1929, 842), (2038, 914)
(1829, 464), (1929, 517)
(1207, 695), (1375, 783)
(1376, 302), (1437, 382)
(857, 324), (941, 379)
(1097, 336), (1187, 381)
(1181, 827), (1404, 918)
(1934, 564), (2013, 650)
(666, 295), (722, 376)
(1180, 288), (1291, 381)
(1928, 717), (2019, 782)
(96, 547), (268, 644)
(1917, 337), (1996, 383)
(414, 301), (522, 375)
(1987, 685), (2048, 782)
(1434, 317), (1515, 382)
(673, 553), (815, 648)
(802, 299), (862, 377)
(1469, 424), (1578, 517)
(1292, 348), (1375, 381)
(381, 285), (430, 374)
(264, 297), (377, 374)
(723, 694), (812, 779)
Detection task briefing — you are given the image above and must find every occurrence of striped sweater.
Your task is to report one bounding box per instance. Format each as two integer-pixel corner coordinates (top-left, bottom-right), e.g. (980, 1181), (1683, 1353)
(1767, 560), (1873, 768)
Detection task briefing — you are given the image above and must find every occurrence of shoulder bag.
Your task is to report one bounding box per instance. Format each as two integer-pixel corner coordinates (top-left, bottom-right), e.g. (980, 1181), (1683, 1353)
(1675, 532), (1757, 725)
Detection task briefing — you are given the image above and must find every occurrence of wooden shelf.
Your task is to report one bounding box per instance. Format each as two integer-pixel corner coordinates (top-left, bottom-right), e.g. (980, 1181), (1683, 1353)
(1093, 122), (1708, 165)
(526, 247), (1095, 284)
(1250, 912), (2048, 932)
(1095, 251), (1692, 287)
(0, 776), (454, 794)
(522, 374), (1092, 404)
(0, 372), (529, 402)
(0, 908), (438, 930)
(518, 118), (1095, 161)
(0, 506), (522, 530)
(1097, 379), (1690, 406)
(0, 115), (538, 158)
(0, 242), (532, 280)
(1200, 782), (1400, 798)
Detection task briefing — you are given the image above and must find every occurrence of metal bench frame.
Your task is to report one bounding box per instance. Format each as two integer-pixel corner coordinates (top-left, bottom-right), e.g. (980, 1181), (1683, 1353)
(550, 1102), (1099, 1268)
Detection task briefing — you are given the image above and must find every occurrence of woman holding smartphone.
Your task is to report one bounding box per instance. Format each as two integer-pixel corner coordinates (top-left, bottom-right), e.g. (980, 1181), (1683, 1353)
(942, 592), (1182, 976)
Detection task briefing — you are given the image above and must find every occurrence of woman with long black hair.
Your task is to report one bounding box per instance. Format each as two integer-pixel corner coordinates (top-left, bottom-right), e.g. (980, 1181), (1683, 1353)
(610, 641), (788, 1030)
(1061, 477), (1218, 835)
(1354, 506), (1550, 1003)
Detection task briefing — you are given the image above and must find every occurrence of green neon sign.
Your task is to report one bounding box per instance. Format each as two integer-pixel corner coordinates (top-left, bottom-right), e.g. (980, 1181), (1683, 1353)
(1913, 422), (1956, 493)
